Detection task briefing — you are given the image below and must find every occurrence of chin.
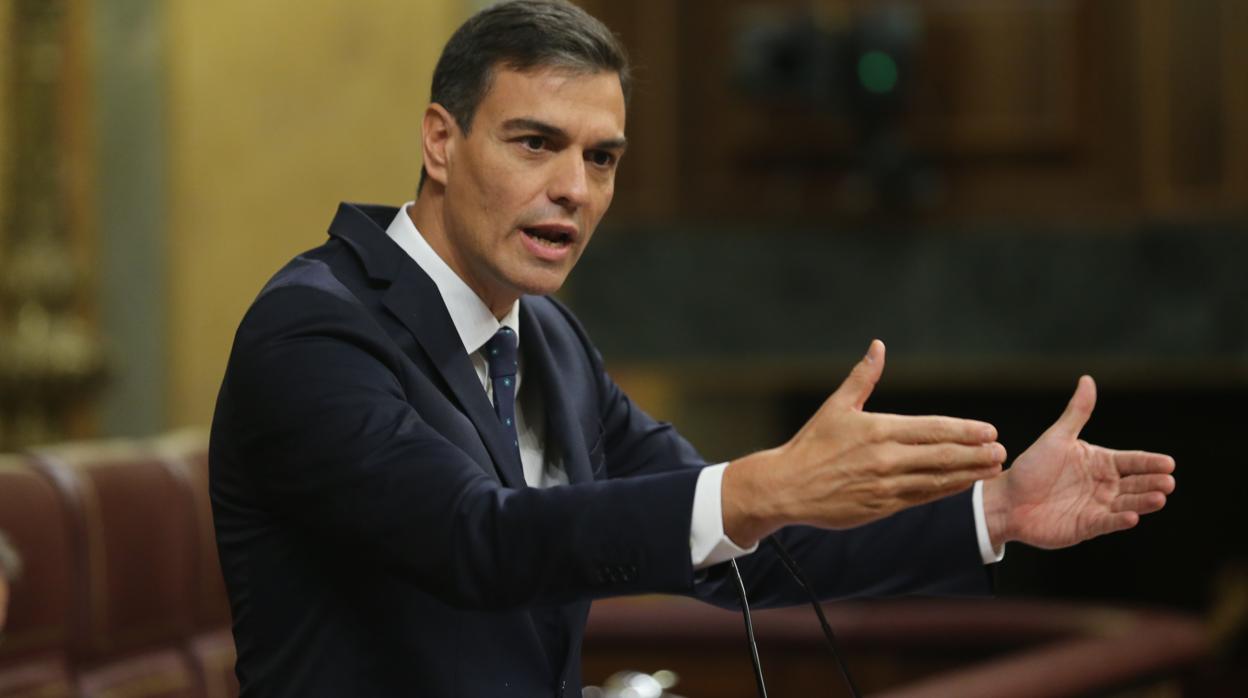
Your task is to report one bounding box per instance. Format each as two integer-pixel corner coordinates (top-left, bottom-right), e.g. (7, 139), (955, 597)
(511, 270), (571, 298)
(519, 279), (567, 298)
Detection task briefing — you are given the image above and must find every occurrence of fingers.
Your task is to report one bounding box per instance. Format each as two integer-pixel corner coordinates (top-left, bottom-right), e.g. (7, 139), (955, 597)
(881, 441), (1007, 473)
(1076, 480), (1168, 545)
(1052, 375), (1097, 438)
(830, 339), (885, 411)
(887, 466), (1002, 501)
(1085, 511), (1140, 539)
(1118, 473), (1176, 495)
(1111, 450), (1176, 476)
(875, 413), (998, 445)
(1110, 492), (1168, 515)
(826, 441), (1003, 515)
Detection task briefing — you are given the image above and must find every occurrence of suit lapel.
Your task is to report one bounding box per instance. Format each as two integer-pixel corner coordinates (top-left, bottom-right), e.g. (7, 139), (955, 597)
(521, 303), (595, 675)
(328, 203), (527, 489)
(382, 268), (528, 489)
(520, 301), (594, 485)
(331, 204), (591, 676)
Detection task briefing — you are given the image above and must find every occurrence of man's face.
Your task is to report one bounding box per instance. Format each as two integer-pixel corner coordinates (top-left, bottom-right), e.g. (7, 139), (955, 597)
(435, 66), (626, 312)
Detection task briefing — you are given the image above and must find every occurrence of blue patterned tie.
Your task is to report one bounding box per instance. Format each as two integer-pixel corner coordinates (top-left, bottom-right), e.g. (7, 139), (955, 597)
(483, 326), (521, 456)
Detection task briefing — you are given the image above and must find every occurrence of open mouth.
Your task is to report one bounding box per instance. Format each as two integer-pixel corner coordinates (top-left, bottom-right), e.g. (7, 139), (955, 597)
(522, 226), (575, 249)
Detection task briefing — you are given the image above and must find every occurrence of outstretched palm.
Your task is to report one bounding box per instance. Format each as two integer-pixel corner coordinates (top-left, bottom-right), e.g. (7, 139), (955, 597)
(994, 376), (1175, 550)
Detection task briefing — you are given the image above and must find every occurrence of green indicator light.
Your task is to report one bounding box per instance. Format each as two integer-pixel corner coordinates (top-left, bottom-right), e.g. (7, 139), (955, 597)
(857, 50), (898, 94)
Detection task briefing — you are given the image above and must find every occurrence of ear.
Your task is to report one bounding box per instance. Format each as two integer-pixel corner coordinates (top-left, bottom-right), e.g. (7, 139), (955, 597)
(421, 103), (458, 187)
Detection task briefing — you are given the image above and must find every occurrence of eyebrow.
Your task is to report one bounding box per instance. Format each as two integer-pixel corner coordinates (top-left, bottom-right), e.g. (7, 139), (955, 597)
(501, 117), (628, 151)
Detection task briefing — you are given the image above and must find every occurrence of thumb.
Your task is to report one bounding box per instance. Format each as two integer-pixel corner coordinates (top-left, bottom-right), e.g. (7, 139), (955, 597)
(830, 339), (886, 411)
(1053, 375), (1097, 438)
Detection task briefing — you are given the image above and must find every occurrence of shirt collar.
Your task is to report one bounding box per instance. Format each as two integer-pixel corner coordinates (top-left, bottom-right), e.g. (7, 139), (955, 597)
(385, 202), (520, 355)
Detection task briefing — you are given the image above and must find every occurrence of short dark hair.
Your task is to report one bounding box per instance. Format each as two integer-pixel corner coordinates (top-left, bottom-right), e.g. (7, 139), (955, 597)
(419, 0), (630, 190)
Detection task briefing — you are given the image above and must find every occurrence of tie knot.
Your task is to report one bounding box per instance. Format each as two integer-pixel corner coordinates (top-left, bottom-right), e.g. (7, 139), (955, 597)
(483, 326), (518, 379)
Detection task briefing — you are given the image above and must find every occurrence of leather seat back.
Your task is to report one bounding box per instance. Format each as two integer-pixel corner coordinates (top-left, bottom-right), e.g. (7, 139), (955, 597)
(0, 454), (75, 697)
(154, 429), (239, 698)
(32, 441), (201, 698)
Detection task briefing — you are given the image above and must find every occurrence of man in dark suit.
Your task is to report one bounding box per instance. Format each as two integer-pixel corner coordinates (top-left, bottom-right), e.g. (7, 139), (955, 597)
(210, 2), (1176, 696)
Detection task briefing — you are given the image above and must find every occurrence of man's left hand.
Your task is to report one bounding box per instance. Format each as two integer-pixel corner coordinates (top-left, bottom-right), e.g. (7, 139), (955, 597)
(982, 375), (1176, 551)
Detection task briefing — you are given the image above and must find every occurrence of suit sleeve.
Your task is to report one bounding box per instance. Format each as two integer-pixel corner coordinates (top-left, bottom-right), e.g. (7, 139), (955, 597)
(212, 284), (703, 611)
(690, 495), (992, 610)
(551, 301), (991, 608)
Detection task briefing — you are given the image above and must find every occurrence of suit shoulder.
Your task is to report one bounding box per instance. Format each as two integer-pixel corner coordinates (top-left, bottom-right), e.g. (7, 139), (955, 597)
(525, 295), (591, 341)
(257, 239), (362, 307)
(523, 295), (610, 386)
(231, 241), (385, 350)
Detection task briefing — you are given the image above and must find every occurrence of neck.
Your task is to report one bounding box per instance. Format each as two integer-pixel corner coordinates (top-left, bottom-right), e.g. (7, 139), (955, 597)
(409, 191), (516, 320)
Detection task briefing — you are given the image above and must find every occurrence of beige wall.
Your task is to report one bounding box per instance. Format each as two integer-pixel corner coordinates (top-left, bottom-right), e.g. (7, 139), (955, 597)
(0, 3), (9, 234)
(167, 1), (465, 426)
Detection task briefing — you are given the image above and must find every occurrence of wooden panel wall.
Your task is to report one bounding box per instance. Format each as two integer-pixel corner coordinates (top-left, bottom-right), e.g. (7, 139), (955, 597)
(581, 0), (1248, 224)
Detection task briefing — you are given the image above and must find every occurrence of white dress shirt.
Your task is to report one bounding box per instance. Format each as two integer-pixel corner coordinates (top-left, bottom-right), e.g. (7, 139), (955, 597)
(385, 203), (1002, 568)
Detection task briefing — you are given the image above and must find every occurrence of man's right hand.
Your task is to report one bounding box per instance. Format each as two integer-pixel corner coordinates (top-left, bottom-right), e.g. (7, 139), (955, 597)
(721, 339), (1005, 548)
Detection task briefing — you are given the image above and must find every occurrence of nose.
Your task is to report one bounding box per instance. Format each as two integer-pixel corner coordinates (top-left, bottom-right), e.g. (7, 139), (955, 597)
(548, 150), (590, 211)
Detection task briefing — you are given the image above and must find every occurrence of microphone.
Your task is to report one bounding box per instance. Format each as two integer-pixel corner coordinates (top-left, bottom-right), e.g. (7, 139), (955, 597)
(767, 536), (863, 698)
(727, 536), (863, 698)
(730, 558), (769, 697)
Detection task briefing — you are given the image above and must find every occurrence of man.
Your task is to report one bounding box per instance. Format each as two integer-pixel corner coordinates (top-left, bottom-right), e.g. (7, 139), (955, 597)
(210, 1), (1175, 696)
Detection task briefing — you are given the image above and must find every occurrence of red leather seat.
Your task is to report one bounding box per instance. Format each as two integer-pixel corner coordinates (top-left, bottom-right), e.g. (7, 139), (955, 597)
(0, 455), (75, 698)
(154, 429), (239, 698)
(31, 441), (201, 698)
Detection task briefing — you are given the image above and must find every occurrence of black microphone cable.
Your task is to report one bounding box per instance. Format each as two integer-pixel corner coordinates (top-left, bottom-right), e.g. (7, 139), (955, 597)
(727, 539), (864, 698)
(729, 559), (768, 698)
(766, 535), (863, 698)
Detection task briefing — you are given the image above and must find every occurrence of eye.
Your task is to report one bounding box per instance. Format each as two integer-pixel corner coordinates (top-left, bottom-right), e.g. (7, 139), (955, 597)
(520, 135), (546, 152)
(587, 150), (616, 168)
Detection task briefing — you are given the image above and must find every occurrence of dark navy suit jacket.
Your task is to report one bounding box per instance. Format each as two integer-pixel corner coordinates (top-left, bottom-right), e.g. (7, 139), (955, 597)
(209, 203), (989, 697)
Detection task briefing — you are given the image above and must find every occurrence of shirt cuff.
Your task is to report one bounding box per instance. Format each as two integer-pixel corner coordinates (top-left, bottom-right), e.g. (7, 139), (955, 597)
(973, 480), (1005, 564)
(690, 463), (759, 569)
